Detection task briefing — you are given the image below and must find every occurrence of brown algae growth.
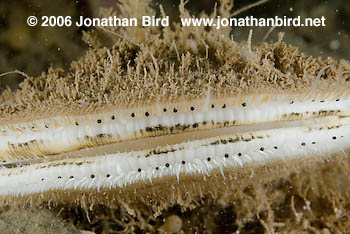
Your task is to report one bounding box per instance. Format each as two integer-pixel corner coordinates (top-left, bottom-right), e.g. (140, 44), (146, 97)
(1, 0), (350, 233)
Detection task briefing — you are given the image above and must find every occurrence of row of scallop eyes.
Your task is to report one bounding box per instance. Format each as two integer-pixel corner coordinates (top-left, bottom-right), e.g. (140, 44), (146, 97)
(67, 98), (343, 126)
(40, 149), (264, 181)
(38, 134), (344, 182)
(10, 102), (246, 129)
(2, 98), (342, 130)
(79, 103), (243, 125)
